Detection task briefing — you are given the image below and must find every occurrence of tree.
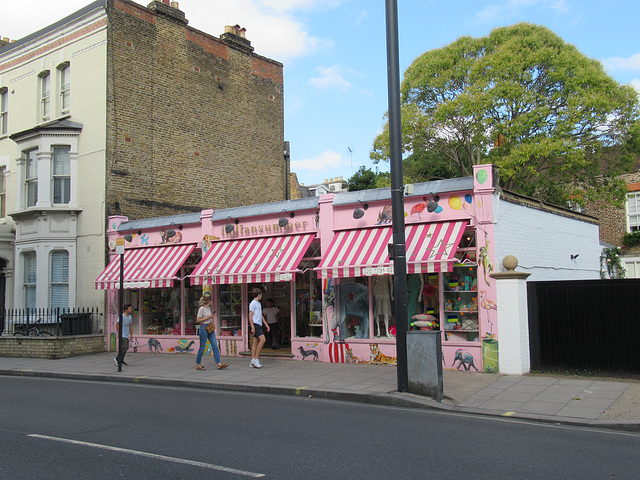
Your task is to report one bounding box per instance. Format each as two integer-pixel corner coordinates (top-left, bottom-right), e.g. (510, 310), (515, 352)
(371, 23), (640, 206)
(346, 166), (389, 191)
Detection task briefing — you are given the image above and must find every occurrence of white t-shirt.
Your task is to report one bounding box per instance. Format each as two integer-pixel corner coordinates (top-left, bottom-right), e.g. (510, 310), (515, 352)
(263, 306), (279, 325)
(249, 299), (263, 325)
(197, 305), (213, 326)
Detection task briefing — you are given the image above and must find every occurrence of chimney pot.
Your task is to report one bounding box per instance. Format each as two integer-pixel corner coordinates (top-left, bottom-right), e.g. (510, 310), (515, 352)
(170, 1), (179, 7)
(162, 0), (170, 5)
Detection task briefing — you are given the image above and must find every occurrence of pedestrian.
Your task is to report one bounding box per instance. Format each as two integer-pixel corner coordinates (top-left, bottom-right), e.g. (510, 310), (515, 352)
(115, 303), (133, 366)
(249, 287), (269, 368)
(263, 298), (280, 349)
(195, 291), (228, 371)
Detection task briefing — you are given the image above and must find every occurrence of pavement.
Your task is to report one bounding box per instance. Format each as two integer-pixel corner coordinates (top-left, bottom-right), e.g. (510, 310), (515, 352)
(1, 351), (639, 431)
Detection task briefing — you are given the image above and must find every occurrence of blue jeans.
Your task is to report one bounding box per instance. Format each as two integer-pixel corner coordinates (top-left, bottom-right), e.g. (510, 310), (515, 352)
(196, 326), (221, 364)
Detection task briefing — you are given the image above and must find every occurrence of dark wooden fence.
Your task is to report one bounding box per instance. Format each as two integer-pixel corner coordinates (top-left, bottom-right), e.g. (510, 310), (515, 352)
(527, 279), (640, 377)
(1, 307), (102, 337)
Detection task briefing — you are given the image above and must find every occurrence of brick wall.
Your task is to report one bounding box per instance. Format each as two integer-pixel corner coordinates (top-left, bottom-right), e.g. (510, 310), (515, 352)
(0, 335), (106, 359)
(105, 0), (286, 220)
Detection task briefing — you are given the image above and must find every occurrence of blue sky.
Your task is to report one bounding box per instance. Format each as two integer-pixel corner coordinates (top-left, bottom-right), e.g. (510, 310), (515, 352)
(3, 0), (639, 186)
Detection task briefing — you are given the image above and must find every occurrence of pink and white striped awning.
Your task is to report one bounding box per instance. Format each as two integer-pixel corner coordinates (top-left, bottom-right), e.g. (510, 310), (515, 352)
(190, 233), (316, 285)
(95, 244), (196, 289)
(317, 221), (467, 279)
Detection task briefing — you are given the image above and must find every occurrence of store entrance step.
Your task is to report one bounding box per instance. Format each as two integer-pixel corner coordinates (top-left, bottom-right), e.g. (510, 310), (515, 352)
(238, 350), (294, 358)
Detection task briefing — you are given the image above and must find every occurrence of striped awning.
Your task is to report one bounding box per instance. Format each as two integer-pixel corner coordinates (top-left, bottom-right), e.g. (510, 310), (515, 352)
(317, 221), (467, 279)
(190, 233), (316, 285)
(95, 244), (196, 289)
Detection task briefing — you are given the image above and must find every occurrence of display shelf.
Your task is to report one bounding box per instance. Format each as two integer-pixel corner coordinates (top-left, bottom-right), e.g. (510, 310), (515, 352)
(442, 252), (479, 342)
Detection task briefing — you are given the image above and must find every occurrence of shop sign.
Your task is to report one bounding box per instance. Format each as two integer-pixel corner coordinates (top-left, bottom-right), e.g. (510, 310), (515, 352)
(221, 220), (311, 238)
(363, 266), (394, 276)
(278, 273), (293, 281)
(121, 281), (151, 289)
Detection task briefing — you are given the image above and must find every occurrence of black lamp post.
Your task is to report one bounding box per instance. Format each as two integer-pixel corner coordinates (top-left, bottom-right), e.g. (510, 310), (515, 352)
(385, 0), (409, 392)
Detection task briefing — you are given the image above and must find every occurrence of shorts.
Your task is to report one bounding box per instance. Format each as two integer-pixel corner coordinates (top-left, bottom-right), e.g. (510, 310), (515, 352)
(253, 324), (264, 338)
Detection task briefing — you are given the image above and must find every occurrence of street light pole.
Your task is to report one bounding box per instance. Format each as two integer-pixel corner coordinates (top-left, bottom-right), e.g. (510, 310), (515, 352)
(116, 239), (124, 373)
(385, 0), (409, 392)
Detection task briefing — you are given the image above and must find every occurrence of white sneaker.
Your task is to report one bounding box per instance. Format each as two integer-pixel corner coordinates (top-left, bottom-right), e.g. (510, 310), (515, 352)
(249, 359), (256, 368)
(254, 359), (263, 369)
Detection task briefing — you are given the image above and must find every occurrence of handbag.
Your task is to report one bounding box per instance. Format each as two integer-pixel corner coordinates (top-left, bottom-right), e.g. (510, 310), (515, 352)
(204, 323), (215, 334)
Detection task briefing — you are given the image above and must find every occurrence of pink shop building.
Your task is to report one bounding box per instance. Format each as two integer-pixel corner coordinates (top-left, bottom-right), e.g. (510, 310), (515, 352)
(96, 165), (601, 372)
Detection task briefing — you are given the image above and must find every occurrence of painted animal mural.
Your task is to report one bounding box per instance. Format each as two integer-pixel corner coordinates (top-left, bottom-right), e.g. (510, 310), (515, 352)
(452, 349), (479, 371)
(298, 346), (319, 361)
(338, 282), (370, 340)
(370, 344), (397, 365)
(171, 340), (194, 354)
(148, 338), (163, 353)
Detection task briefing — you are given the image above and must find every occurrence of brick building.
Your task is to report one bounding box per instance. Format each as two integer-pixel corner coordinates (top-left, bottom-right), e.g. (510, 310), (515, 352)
(0, 0), (286, 317)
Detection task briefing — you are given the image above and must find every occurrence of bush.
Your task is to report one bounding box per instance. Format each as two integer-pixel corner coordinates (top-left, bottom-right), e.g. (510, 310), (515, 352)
(623, 231), (640, 247)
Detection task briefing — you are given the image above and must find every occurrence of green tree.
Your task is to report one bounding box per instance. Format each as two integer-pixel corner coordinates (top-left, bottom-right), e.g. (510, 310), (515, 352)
(347, 166), (389, 191)
(371, 23), (640, 206)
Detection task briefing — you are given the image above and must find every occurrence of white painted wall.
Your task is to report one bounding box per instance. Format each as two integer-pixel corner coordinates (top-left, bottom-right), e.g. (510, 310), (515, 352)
(493, 195), (601, 280)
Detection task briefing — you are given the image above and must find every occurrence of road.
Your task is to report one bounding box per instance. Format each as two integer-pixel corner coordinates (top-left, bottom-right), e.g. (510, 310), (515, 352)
(1, 376), (639, 479)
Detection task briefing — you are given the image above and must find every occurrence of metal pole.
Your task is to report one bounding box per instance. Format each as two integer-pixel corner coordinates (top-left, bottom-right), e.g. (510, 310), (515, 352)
(117, 253), (124, 372)
(385, 0), (408, 392)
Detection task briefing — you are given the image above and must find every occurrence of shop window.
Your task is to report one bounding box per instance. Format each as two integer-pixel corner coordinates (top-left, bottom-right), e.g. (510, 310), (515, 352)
(38, 71), (51, 122)
(219, 283), (242, 336)
(52, 145), (71, 204)
(24, 149), (38, 207)
(372, 276), (395, 338)
(58, 62), (70, 114)
(141, 285), (187, 335)
(335, 277), (370, 340)
(627, 193), (640, 232)
(255, 281), (290, 347)
(50, 250), (69, 309)
(294, 264), (322, 338)
(23, 251), (37, 309)
(0, 87), (7, 135)
(443, 253), (479, 342)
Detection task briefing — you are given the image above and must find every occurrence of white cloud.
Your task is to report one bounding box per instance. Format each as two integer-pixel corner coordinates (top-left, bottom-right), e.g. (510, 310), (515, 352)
(291, 150), (345, 171)
(602, 54), (640, 72)
(475, 0), (569, 23)
(630, 79), (640, 94)
(308, 65), (353, 91)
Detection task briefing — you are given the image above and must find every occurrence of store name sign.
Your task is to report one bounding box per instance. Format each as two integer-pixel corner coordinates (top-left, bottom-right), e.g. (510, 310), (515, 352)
(121, 281), (151, 289)
(278, 273), (293, 281)
(221, 221), (310, 238)
(363, 266), (394, 276)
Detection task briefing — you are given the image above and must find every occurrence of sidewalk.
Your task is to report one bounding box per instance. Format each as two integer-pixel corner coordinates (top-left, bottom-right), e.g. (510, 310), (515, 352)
(1, 352), (639, 431)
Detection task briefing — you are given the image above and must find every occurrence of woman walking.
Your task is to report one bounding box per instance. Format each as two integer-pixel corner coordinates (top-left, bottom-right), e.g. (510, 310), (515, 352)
(195, 291), (228, 371)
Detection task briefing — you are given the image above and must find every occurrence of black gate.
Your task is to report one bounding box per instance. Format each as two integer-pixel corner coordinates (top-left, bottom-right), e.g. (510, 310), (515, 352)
(527, 279), (640, 376)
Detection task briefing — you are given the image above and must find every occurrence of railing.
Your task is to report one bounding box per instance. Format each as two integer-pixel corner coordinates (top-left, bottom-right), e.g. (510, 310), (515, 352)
(1, 307), (102, 337)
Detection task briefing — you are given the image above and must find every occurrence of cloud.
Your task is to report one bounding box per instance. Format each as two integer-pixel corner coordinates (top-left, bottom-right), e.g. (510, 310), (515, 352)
(630, 79), (640, 94)
(602, 54), (640, 73)
(308, 65), (353, 91)
(291, 150), (345, 171)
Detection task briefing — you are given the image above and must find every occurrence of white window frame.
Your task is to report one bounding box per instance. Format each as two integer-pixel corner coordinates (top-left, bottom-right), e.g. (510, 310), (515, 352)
(50, 250), (69, 309)
(52, 145), (71, 205)
(0, 166), (6, 218)
(38, 71), (51, 122)
(58, 63), (70, 115)
(0, 87), (7, 135)
(23, 251), (37, 309)
(24, 149), (38, 207)
(626, 192), (640, 232)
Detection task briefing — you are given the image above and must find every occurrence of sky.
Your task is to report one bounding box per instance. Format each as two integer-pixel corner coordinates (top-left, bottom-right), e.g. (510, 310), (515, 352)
(2, 0), (639, 187)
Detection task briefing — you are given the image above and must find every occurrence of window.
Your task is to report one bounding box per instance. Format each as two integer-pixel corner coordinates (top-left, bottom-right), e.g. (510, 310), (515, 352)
(50, 251), (69, 309)
(23, 251), (37, 309)
(39, 71), (50, 122)
(0, 87), (7, 135)
(25, 149), (38, 207)
(627, 193), (640, 232)
(58, 63), (70, 114)
(52, 146), (70, 204)
(0, 166), (5, 217)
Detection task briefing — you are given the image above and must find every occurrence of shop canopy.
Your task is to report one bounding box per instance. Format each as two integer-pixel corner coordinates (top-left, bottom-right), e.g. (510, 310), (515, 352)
(190, 233), (316, 285)
(317, 221), (468, 279)
(95, 244), (196, 289)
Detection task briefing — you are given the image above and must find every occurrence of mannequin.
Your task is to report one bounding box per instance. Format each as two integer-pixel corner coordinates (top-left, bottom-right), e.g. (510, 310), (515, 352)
(373, 276), (394, 337)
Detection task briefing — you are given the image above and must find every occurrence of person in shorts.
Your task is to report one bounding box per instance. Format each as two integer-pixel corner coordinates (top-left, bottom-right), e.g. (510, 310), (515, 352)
(249, 288), (269, 368)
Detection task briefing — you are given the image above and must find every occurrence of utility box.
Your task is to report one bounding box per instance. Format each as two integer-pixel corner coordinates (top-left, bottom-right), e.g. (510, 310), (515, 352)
(60, 312), (92, 335)
(406, 330), (443, 401)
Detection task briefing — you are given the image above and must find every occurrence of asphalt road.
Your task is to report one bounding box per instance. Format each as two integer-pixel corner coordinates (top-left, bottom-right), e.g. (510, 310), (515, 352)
(1, 376), (639, 479)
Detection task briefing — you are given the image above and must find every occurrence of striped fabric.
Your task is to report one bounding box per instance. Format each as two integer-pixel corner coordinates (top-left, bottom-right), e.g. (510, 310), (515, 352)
(190, 234), (316, 285)
(95, 244), (195, 290)
(317, 221), (467, 279)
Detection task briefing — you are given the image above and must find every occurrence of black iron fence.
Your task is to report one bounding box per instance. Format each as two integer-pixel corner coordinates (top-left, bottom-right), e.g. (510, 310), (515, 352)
(1, 307), (102, 337)
(528, 278), (640, 377)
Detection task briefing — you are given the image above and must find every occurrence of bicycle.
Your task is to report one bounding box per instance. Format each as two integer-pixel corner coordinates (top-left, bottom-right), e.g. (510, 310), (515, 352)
(13, 319), (54, 337)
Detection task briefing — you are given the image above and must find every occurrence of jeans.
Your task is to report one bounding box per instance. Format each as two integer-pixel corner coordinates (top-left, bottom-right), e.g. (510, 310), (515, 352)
(116, 337), (130, 363)
(196, 325), (221, 364)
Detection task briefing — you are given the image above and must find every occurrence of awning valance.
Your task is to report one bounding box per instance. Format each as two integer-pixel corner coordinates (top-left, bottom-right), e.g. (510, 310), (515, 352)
(317, 221), (467, 279)
(95, 244), (196, 289)
(190, 233), (316, 285)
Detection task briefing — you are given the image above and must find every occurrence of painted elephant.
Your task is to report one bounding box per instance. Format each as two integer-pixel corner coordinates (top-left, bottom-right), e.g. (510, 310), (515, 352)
(452, 349), (479, 371)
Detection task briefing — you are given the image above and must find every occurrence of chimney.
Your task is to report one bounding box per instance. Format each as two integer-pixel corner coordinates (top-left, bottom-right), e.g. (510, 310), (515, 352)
(221, 25), (253, 53)
(170, 1), (179, 8)
(162, 0), (169, 4)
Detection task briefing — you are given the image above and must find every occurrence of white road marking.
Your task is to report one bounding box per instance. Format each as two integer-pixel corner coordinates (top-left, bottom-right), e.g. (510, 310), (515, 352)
(28, 434), (265, 477)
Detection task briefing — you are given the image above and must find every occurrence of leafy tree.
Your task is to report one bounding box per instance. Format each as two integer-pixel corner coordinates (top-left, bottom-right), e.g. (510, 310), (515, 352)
(371, 23), (640, 206)
(346, 166), (391, 191)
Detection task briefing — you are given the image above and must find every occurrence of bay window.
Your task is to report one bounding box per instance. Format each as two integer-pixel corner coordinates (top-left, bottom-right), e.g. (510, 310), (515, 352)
(50, 250), (69, 309)
(53, 146), (71, 204)
(23, 251), (37, 309)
